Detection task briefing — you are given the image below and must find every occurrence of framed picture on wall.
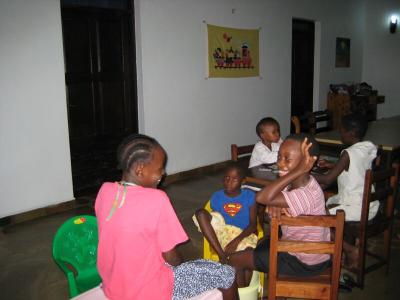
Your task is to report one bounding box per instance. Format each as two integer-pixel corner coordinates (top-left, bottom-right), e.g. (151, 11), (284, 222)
(335, 37), (350, 68)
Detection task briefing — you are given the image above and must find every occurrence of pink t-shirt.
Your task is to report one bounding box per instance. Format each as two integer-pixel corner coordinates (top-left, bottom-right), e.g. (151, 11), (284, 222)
(95, 183), (188, 300)
(281, 176), (330, 265)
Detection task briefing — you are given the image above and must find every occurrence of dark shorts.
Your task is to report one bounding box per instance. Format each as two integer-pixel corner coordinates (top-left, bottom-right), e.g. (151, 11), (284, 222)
(253, 238), (331, 277)
(344, 210), (383, 244)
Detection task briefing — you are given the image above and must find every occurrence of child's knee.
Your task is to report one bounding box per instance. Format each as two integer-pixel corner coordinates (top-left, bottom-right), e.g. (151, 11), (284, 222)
(228, 249), (253, 269)
(195, 208), (211, 221)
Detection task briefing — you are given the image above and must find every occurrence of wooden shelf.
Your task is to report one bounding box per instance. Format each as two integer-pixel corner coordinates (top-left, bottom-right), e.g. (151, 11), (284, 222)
(327, 92), (385, 129)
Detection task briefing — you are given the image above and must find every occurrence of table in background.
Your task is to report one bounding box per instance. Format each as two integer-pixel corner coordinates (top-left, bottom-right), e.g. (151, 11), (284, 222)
(243, 164), (278, 191)
(315, 115), (400, 166)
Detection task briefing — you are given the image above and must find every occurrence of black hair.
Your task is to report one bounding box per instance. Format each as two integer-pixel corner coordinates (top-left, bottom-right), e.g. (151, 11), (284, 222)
(284, 133), (320, 157)
(116, 134), (163, 172)
(225, 161), (246, 180)
(341, 113), (368, 139)
(256, 117), (280, 137)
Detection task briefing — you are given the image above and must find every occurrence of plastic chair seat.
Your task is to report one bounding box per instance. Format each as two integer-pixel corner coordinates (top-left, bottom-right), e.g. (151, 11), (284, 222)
(238, 271), (261, 300)
(53, 215), (101, 297)
(76, 268), (102, 293)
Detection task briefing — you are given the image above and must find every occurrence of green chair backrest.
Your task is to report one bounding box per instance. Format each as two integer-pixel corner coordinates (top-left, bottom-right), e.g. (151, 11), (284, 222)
(52, 215), (100, 296)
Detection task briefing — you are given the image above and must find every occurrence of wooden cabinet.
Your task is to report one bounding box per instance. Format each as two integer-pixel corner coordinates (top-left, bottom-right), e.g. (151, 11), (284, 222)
(327, 92), (384, 129)
(327, 93), (351, 129)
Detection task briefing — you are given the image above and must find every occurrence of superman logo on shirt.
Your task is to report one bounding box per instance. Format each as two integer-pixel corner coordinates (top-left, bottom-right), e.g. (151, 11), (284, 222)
(223, 203), (242, 217)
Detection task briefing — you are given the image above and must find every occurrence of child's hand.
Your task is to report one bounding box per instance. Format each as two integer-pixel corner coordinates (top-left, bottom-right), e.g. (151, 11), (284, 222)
(224, 239), (240, 257)
(267, 206), (288, 219)
(219, 254), (229, 264)
(281, 207), (292, 217)
(317, 159), (334, 169)
(295, 137), (317, 174)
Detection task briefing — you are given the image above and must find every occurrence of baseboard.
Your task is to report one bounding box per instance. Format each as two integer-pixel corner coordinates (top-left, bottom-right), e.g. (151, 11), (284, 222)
(0, 197), (93, 228)
(0, 160), (234, 227)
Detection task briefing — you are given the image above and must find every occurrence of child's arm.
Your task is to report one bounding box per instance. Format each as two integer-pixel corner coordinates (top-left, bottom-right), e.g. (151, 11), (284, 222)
(224, 203), (257, 256)
(256, 139), (317, 207)
(314, 151), (349, 189)
(162, 247), (183, 266)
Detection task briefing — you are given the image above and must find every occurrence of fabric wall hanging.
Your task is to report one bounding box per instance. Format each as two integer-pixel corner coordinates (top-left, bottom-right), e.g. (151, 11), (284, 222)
(207, 23), (260, 78)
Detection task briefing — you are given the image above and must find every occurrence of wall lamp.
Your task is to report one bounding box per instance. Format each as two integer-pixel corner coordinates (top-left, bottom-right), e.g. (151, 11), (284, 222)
(390, 15), (398, 33)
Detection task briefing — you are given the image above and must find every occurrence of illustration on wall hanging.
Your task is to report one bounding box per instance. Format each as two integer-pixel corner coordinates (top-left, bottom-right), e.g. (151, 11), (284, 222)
(335, 37), (350, 68)
(207, 23), (259, 78)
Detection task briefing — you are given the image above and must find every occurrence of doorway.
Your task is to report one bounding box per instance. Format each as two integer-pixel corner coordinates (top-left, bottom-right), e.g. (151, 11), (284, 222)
(291, 19), (315, 132)
(61, 1), (138, 195)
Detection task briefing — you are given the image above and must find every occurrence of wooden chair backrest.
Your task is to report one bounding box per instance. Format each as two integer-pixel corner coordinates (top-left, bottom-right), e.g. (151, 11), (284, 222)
(231, 144), (254, 161)
(372, 145), (383, 170)
(291, 116), (301, 134)
(351, 163), (399, 287)
(268, 211), (345, 300)
(308, 110), (333, 135)
(361, 164), (398, 230)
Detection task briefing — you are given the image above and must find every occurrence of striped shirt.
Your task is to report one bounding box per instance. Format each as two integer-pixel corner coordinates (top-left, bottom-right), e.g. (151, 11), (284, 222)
(281, 176), (330, 265)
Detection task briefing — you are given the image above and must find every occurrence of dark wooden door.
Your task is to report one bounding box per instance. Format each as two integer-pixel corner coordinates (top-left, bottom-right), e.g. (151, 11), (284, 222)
(291, 19), (314, 132)
(62, 7), (137, 195)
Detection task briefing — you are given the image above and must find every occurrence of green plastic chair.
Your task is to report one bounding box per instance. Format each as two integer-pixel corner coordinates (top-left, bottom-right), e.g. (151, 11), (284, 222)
(52, 215), (102, 298)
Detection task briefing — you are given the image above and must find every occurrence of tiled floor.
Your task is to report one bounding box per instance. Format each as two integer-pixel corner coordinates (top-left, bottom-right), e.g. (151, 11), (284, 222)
(0, 169), (399, 299)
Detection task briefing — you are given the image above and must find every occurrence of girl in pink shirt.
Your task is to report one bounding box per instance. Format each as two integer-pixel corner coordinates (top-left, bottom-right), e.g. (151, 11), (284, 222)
(229, 134), (330, 287)
(95, 134), (238, 300)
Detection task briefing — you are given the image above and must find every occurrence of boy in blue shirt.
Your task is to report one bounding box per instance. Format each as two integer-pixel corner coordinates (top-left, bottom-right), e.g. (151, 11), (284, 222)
(195, 162), (257, 263)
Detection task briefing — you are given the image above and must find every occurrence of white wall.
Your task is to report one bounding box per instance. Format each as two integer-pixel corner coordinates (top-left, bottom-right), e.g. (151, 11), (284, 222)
(363, 0), (400, 118)
(135, 0), (364, 174)
(0, 0), (73, 218)
(0, 0), (379, 218)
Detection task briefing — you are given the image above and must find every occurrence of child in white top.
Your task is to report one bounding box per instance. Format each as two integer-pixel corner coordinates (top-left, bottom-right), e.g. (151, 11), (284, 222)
(324, 141), (377, 221)
(315, 113), (377, 269)
(249, 117), (282, 168)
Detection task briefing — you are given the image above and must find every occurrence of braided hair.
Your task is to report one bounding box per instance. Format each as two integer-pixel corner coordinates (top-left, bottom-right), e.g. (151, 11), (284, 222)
(116, 134), (163, 172)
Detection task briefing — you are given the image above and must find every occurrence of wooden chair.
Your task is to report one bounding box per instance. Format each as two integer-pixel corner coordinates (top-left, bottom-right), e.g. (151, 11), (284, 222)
(308, 110), (333, 135)
(52, 215), (101, 297)
(291, 116), (301, 134)
(231, 144), (254, 161)
(268, 211), (345, 300)
(344, 163), (399, 288)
